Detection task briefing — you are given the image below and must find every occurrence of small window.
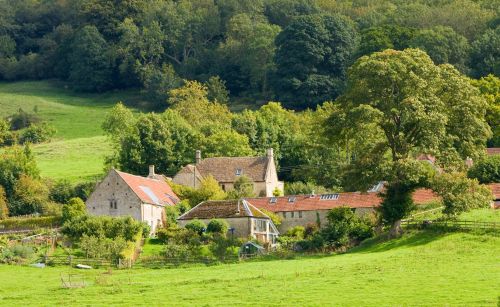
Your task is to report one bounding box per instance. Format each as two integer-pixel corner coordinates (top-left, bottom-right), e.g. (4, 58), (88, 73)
(221, 184), (226, 191)
(270, 197), (277, 204)
(299, 211), (303, 218)
(320, 194), (340, 200)
(283, 212), (286, 218)
(235, 168), (242, 176)
(109, 200), (113, 209)
(291, 211), (295, 218)
(288, 196), (296, 203)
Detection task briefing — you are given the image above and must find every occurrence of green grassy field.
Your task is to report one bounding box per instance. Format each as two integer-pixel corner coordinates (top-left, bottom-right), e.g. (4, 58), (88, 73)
(0, 81), (142, 182)
(0, 230), (498, 306)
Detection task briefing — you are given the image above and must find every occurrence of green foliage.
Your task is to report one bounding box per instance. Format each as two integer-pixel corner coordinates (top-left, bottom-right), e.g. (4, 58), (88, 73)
(470, 27), (500, 78)
(467, 155), (500, 183)
(7, 109), (41, 131)
(117, 111), (198, 176)
(11, 175), (50, 216)
(206, 219), (229, 235)
(227, 175), (255, 198)
(0, 216), (62, 230)
(80, 234), (127, 260)
(49, 180), (75, 204)
(321, 207), (374, 248)
(273, 14), (359, 108)
(139, 64), (182, 105)
(335, 48), (491, 227)
(471, 75), (500, 147)
(432, 172), (493, 216)
(409, 26), (470, 72)
(206, 76), (230, 104)
(18, 123), (56, 144)
(61, 215), (142, 242)
(69, 25), (112, 92)
(62, 197), (86, 222)
(185, 219), (206, 236)
(284, 181), (327, 195)
(0, 186), (9, 219)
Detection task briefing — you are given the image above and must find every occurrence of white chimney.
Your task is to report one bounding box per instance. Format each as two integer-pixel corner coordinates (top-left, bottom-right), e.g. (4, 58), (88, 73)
(267, 148), (274, 159)
(195, 150), (202, 164)
(148, 165), (155, 178)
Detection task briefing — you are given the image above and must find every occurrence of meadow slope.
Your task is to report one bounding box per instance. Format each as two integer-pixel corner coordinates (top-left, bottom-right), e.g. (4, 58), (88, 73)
(0, 81), (141, 182)
(0, 230), (498, 306)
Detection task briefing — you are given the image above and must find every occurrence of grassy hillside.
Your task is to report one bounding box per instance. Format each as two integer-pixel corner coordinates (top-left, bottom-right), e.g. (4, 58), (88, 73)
(0, 81), (142, 182)
(0, 230), (498, 306)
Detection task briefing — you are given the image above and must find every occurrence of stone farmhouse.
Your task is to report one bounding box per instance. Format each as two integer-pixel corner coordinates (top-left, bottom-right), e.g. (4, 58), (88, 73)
(173, 149), (284, 197)
(86, 166), (179, 234)
(177, 199), (279, 244)
(246, 189), (438, 232)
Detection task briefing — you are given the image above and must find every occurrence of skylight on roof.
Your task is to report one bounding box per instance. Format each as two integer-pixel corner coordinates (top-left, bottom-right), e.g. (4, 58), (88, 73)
(270, 197), (277, 204)
(288, 196), (296, 203)
(235, 168), (242, 176)
(139, 186), (160, 204)
(320, 193), (339, 200)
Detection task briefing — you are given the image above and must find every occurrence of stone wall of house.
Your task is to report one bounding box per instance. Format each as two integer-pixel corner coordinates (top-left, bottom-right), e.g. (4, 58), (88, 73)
(86, 170), (165, 234)
(276, 208), (376, 232)
(264, 150), (284, 197)
(172, 172), (201, 189)
(141, 203), (167, 234)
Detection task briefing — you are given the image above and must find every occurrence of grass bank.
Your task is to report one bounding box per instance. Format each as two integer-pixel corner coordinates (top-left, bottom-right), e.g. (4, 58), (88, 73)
(0, 230), (498, 306)
(0, 81), (141, 182)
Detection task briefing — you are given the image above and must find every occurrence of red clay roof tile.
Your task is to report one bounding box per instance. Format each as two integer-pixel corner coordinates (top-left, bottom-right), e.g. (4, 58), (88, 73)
(116, 170), (179, 206)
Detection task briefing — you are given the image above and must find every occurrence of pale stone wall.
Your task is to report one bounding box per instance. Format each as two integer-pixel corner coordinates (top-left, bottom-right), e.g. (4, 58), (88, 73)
(172, 171), (202, 189)
(86, 170), (165, 234)
(178, 217), (277, 243)
(277, 208), (376, 232)
(264, 156), (284, 197)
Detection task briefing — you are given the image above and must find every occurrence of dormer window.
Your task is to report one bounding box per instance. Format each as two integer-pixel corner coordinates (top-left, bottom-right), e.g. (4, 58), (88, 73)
(235, 168), (242, 176)
(270, 197), (277, 204)
(288, 196), (296, 203)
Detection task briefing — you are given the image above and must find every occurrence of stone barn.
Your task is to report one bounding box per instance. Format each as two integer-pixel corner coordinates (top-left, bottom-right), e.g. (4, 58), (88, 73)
(86, 166), (179, 234)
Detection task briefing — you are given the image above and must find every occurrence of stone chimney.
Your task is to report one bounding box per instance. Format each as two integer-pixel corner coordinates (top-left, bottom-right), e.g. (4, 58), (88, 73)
(267, 148), (274, 159)
(148, 165), (155, 178)
(465, 157), (474, 168)
(195, 150), (202, 164)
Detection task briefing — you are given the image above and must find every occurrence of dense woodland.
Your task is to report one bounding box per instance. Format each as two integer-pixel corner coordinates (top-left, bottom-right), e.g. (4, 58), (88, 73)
(0, 0), (498, 108)
(0, 0), (499, 234)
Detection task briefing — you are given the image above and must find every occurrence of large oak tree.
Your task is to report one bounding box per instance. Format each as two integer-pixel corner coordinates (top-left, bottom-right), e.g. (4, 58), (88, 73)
(327, 49), (491, 235)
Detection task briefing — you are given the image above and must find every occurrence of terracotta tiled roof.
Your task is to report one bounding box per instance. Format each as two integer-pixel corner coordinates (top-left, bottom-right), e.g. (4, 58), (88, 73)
(194, 156), (269, 183)
(486, 148), (500, 156)
(489, 183), (500, 200)
(246, 189), (439, 213)
(178, 199), (269, 220)
(116, 170), (179, 206)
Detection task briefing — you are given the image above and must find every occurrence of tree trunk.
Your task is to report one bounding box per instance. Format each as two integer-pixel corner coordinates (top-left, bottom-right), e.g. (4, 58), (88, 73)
(389, 220), (403, 238)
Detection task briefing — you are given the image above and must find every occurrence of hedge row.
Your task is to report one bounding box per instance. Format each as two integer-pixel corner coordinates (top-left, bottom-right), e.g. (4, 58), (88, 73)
(0, 216), (62, 230)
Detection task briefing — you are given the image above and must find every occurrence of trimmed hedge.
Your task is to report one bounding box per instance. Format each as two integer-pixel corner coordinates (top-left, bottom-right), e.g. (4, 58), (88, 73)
(0, 216), (62, 230)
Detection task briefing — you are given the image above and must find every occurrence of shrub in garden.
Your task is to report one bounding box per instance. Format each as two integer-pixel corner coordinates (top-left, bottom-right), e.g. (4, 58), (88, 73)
(62, 197), (86, 222)
(79, 234), (127, 260)
(206, 219), (229, 236)
(185, 219), (206, 236)
(321, 207), (374, 248)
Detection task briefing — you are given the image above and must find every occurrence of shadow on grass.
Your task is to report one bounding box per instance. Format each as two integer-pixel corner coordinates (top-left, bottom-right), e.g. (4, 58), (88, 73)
(348, 229), (447, 254)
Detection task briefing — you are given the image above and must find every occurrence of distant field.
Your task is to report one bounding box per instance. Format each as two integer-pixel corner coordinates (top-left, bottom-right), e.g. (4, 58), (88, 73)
(0, 81), (142, 182)
(0, 230), (498, 306)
